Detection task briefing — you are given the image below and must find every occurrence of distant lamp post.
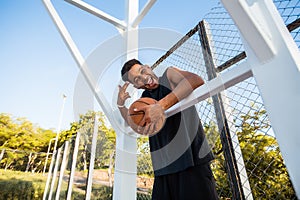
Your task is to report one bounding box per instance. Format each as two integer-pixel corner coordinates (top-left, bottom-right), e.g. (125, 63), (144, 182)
(43, 94), (67, 200)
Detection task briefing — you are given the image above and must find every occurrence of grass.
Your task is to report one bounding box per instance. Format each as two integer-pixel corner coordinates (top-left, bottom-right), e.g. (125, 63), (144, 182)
(0, 169), (151, 200)
(0, 169), (86, 200)
(0, 169), (46, 200)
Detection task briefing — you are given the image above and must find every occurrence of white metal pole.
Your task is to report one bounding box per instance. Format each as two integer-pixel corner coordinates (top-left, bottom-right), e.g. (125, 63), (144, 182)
(221, 0), (300, 197)
(43, 138), (55, 176)
(222, 91), (253, 199)
(113, 1), (139, 199)
(132, 0), (157, 28)
(53, 94), (67, 152)
(166, 61), (253, 117)
(65, 0), (126, 30)
(43, 145), (55, 200)
(48, 147), (62, 200)
(42, 0), (120, 131)
(42, 1), (157, 199)
(85, 116), (99, 200)
(55, 141), (70, 200)
(66, 132), (81, 200)
(43, 94), (66, 200)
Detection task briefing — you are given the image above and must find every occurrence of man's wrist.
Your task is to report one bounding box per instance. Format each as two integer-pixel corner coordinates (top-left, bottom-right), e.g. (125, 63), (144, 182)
(117, 104), (125, 108)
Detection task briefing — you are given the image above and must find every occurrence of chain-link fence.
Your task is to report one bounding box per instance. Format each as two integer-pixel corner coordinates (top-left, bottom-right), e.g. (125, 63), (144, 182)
(41, 115), (117, 200)
(42, 0), (299, 199)
(0, 148), (48, 173)
(145, 0), (299, 199)
(2, 0), (298, 199)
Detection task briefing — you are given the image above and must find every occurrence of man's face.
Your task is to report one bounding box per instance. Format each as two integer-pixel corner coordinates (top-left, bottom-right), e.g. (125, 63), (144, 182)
(127, 64), (159, 90)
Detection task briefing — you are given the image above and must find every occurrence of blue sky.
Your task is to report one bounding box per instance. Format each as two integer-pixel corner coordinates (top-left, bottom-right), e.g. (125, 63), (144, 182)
(0, 0), (218, 131)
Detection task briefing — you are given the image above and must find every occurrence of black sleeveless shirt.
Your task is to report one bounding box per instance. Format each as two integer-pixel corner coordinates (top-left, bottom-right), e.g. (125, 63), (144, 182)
(142, 68), (214, 176)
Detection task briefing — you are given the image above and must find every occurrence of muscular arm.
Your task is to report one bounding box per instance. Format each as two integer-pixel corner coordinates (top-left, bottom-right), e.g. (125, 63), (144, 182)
(158, 67), (204, 111)
(117, 67), (204, 135)
(139, 67), (204, 135)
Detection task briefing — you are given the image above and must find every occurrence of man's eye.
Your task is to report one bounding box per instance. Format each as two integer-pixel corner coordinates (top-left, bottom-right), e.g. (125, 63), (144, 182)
(134, 77), (140, 83)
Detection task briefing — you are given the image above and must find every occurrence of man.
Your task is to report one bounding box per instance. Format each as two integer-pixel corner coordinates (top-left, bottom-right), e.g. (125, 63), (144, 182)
(117, 59), (219, 200)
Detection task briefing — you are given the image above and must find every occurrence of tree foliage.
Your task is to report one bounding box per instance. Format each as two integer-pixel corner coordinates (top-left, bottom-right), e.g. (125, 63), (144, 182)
(0, 113), (56, 172)
(205, 107), (296, 199)
(0, 103), (297, 199)
(64, 111), (117, 171)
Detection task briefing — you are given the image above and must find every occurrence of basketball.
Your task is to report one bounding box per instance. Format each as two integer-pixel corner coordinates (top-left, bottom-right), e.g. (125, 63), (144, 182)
(128, 97), (165, 136)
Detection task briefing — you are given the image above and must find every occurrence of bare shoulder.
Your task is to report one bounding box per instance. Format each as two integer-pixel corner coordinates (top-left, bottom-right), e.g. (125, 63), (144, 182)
(166, 66), (185, 78)
(166, 66), (194, 80)
(166, 66), (183, 72)
(166, 66), (204, 89)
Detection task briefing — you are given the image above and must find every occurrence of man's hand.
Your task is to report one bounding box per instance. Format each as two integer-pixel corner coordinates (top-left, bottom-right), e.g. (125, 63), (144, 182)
(117, 82), (131, 106)
(117, 82), (132, 124)
(135, 103), (166, 136)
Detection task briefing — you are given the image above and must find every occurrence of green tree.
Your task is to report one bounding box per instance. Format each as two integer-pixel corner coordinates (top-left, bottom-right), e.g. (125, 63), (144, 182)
(205, 107), (296, 199)
(204, 121), (231, 199)
(0, 113), (19, 148)
(65, 111), (116, 171)
(0, 113), (56, 172)
(137, 136), (153, 177)
(237, 109), (296, 199)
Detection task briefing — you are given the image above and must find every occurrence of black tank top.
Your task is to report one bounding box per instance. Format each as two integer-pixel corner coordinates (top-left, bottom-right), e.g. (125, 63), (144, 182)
(142, 68), (214, 176)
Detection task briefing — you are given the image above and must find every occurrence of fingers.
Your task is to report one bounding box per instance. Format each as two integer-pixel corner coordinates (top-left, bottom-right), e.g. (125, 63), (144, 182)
(123, 92), (130, 99)
(136, 112), (153, 135)
(139, 113), (163, 136)
(137, 114), (147, 129)
(118, 82), (131, 104)
(135, 110), (165, 136)
(118, 82), (130, 92)
(135, 105), (149, 128)
(136, 104), (165, 136)
(140, 121), (160, 136)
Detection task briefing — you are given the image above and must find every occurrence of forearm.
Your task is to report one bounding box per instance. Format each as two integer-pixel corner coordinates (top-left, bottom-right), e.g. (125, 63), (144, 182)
(118, 106), (129, 124)
(158, 75), (203, 111)
(158, 92), (178, 111)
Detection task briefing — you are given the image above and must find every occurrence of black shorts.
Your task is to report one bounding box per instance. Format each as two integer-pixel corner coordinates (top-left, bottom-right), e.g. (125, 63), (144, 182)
(151, 163), (219, 200)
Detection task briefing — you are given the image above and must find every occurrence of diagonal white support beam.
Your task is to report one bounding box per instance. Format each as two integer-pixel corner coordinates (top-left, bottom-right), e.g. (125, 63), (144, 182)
(43, 1), (155, 199)
(65, 0), (127, 30)
(42, 0), (119, 131)
(132, 0), (157, 28)
(166, 61), (253, 117)
(221, 0), (276, 63)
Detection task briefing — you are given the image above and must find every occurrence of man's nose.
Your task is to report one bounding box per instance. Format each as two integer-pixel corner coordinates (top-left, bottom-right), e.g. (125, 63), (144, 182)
(142, 75), (147, 83)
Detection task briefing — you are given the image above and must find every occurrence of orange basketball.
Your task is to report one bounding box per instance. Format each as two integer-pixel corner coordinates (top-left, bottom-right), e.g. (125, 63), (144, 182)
(128, 97), (165, 136)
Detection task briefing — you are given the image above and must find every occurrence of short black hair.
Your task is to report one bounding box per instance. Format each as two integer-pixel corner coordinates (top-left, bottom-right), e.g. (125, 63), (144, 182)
(121, 59), (142, 82)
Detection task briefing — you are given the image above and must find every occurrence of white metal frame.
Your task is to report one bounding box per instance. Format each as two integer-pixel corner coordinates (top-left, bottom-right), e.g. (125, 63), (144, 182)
(168, 0), (300, 197)
(222, 0), (300, 197)
(85, 116), (99, 200)
(42, 0), (156, 199)
(42, 0), (300, 199)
